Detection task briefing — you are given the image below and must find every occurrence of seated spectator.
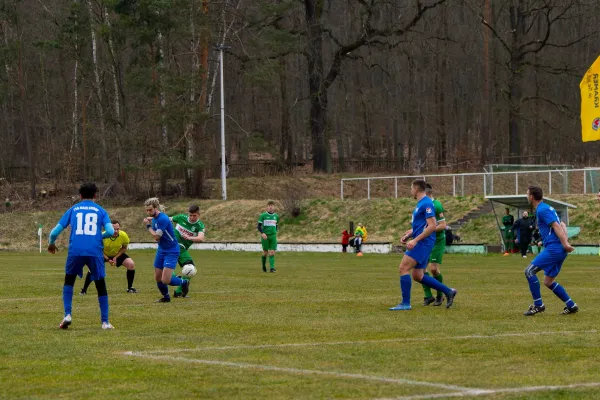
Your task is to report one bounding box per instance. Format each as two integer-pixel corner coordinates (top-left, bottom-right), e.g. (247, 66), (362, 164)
(354, 223), (366, 256)
(531, 228), (542, 254)
(445, 226), (454, 246)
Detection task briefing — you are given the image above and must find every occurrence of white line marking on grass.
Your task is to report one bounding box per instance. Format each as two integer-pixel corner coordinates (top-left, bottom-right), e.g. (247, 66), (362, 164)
(380, 382), (600, 399)
(0, 293), (153, 303)
(139, 329), (598, 354)
(123, 351), (475, 392)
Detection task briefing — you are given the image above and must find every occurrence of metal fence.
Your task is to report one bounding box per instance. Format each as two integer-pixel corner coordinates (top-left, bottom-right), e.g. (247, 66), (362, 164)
(340, 168), (600, 199)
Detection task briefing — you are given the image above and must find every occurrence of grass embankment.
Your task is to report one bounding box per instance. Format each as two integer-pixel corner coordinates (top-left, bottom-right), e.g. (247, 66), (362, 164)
(1, 194), (597, 251)
(0, 196), (484, 251)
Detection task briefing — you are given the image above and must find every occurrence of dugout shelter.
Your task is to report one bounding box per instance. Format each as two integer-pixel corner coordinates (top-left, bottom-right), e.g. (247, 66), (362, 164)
(485, 195), (578, 253)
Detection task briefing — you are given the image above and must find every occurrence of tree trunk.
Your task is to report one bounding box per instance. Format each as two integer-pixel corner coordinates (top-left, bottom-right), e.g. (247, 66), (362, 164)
(393, 118), (404, 171)
(156, 30), (168, 194)
(17, 38), (35, 198)
(305, 0), (331, 173)
(185, 0), (199, 196)
(508, 2), (524, 163)
(279, 57), (292, 162)
(87, 0), (108, 181)
(103, 5), (124, 180)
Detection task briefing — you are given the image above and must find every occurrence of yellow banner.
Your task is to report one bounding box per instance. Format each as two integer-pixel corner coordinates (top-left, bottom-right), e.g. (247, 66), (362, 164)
(581, 55), (600, 142)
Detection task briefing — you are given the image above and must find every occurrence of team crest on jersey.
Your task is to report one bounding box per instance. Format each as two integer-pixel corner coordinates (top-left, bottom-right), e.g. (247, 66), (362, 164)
(426, 207), (432, 213)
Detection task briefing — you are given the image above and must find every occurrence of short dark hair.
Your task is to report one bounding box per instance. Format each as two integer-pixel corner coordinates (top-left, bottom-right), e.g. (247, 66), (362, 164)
(505, 208), (510, 212)
(79, 183), (98, 199)
(412, 180), (427, 192)
(188, 204), (200, 214)
(425, 183), (433, 194)
(267, 200), (275, 206)
(111, 220), (120, 225)
(528, 186), (543, 201)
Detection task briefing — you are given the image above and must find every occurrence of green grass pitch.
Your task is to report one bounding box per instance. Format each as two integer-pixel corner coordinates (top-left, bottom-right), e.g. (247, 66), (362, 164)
(2, 251), (600, 399)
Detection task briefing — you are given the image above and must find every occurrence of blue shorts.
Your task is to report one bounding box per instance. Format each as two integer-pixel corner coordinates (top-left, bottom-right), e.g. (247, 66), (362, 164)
(405, 241), (435, 269)
(66, 255), (106, 280)
(154, 250), (180, 270)
(532, 245), (567, 278)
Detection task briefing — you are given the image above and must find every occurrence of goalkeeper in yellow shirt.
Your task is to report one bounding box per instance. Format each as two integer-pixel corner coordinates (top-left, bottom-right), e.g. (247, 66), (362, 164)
(80, 220), (137, 294)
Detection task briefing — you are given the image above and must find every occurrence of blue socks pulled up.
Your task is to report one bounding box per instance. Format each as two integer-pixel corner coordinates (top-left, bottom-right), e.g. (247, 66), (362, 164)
(400, 275), (412, 305)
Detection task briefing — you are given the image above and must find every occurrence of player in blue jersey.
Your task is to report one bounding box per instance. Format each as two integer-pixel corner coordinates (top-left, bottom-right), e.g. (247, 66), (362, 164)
(523, 186), (578, 316)
(143, 198), (188, 302)
(48, 183), (115, 330)
(390, 180), (457, 311)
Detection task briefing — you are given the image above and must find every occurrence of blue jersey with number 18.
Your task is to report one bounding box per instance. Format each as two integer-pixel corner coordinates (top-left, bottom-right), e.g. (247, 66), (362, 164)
(58, 200), (111, 257)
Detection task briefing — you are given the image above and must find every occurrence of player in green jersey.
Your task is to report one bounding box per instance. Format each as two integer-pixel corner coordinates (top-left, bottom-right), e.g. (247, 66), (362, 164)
(258, 200), (279, 272)
(170, 204), (205, 297)
(400, 183), (447, 306)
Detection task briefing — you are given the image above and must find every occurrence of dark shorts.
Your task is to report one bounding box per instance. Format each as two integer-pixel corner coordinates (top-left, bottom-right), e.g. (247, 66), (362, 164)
(106, 253), (130, 267)
(66, 255), (106, 281)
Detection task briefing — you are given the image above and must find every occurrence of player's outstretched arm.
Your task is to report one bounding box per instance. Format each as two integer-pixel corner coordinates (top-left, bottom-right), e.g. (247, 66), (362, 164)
(101, 223), (115, 239)
(48, 224), (65, 254)
(194, 231), (205, 242)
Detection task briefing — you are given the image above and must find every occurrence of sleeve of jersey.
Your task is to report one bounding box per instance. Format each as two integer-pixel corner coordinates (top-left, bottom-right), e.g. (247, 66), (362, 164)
(101, 209), (111, 226)
(425, 204), (435, 219)
(122, 231), (130, 245)
(156, 214), (170, 235)
(58, 209), (72, 228)
(435, 203), (445, 221)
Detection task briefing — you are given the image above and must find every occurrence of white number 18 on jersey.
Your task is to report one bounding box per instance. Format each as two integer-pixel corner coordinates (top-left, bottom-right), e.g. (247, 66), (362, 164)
(75, 213), (98, 235)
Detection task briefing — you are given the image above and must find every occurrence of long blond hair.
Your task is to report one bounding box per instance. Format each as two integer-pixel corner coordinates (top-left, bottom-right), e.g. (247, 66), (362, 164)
(144, 197), (166, 212)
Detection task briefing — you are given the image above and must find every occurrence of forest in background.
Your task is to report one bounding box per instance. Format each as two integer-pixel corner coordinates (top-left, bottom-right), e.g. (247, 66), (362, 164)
(2, 0), (600, 199)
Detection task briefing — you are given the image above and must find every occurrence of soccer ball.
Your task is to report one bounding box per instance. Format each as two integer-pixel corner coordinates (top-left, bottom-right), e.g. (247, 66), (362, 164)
(181, 264), (197, 278)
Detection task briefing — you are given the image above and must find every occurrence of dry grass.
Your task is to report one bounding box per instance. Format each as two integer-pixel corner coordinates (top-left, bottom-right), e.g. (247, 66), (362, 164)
(0, 196), (485, 250)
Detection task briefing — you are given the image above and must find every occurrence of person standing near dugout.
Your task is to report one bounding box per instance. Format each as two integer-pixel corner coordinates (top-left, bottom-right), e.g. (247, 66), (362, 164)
(502, 208), (515, 255)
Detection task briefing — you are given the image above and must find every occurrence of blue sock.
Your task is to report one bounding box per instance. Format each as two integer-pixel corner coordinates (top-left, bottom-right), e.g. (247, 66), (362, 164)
(98, 295), (109, 323)
(420, 274), (451, 295)
(169, 275), (184, 286)
(526, 275), (543, 306)
(63, 285), (74, 316)
(549, 282), (575, 308)
(400, 275), (412, 305)
(157, 282), (170, 297)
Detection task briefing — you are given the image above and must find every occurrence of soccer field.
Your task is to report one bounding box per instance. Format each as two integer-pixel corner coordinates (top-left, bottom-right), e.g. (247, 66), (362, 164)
(1, 251), (599, 399)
